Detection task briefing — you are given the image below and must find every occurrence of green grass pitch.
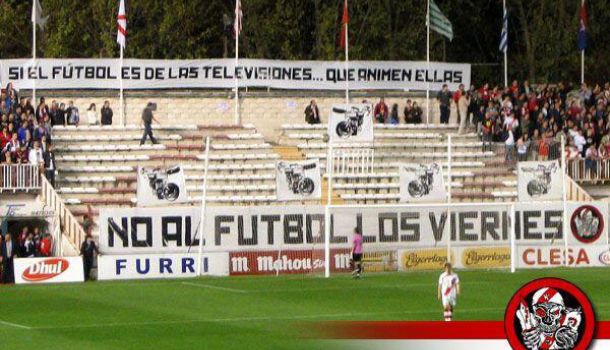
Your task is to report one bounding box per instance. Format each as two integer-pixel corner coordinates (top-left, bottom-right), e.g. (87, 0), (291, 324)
(0, 268), (608, 350)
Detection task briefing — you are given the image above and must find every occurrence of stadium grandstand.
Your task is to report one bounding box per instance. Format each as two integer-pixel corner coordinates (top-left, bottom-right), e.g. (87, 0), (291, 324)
(1, 0), (610, 349)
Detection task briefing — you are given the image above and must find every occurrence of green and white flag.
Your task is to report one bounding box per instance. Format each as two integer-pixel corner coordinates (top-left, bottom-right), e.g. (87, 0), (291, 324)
(428, 0), (453, 41)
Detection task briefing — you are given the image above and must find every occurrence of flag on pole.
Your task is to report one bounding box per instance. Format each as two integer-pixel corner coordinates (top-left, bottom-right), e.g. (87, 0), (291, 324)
(32, 0), (49, 31)
(499, 6), (508, 53)
(577, 0), (587, 51)
(339, 0), (349, 49)
(428, 0), (453, 41)
(233, 0), (243, 38)
(117, 0), (127, 48)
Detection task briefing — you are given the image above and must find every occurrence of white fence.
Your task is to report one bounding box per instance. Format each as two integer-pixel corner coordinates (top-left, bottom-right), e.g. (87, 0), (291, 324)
(567, 159), (610, 183)
(332, 148), (375, 174)
(40, 176), (83, 256)
(0, 164), (40, 192)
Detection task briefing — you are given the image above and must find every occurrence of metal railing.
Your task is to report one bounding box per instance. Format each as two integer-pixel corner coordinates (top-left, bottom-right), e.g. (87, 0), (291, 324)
(486, 139), (562, 164)
(333, 148), (375, 174)
(564, 175), (593, 201)
(40, 176), (83, 256)
(566, 158), (610, 183)
(0, 164), (41, 192)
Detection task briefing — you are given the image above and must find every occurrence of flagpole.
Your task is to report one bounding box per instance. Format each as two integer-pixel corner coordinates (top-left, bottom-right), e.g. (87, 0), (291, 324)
(581, 50), (585, 84)
(234, 1), (240, 126)
(503, 0), (508, 88)
(344, 0), (349, 105)
(426, 0), (430, 125)
(32, 1), (37, 107)
(120, 45), (125, 126)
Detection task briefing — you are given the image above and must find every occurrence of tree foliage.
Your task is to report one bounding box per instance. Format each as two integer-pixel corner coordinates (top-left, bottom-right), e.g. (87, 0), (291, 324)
(1, 0), (609, 84)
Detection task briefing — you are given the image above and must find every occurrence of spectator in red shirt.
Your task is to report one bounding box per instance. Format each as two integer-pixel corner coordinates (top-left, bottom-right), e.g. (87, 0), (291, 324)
(39, 234), (52, 257)
(478, 83), (490, 103)
(374, 97), (389, 123)
(0, 126), (10, 149)
(510, 80), (519, 95)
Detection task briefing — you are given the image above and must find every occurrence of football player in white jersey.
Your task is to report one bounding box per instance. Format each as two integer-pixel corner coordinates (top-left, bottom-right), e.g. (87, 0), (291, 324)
(438, 262), (460, 321)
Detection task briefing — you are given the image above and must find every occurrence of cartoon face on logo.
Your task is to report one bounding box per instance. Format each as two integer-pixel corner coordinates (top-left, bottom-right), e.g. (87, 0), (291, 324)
(570, 205), (604, 244)
(505, 278), (595, 350)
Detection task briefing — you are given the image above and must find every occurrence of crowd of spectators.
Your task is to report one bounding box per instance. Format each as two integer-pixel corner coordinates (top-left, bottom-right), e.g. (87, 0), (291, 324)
(1, 225), (53, 283)
(303, 81), (610, 176)
(0, 82), (114, 186)
(442, 80), (610, 174)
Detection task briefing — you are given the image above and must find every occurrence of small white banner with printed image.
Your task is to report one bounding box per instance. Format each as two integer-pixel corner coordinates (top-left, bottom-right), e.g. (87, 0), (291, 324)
(276, 159), (322, 201)
(399, 163), (447, 202)
(327, 104), (374, 143)
(517, 160), (561, 201)
(137, 165), (188, 206)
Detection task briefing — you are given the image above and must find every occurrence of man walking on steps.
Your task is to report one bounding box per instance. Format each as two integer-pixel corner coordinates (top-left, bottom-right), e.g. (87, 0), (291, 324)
(140, 102), (159, 145)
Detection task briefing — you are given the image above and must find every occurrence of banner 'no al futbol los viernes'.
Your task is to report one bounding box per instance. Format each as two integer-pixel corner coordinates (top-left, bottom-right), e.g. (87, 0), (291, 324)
(98, 202), (608, 254)
(0, 59), (470, 91)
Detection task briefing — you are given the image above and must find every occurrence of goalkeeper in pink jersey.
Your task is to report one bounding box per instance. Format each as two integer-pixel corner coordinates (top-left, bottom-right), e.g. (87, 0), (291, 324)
(351, 227), (363, 279)
(438, 262), (460, 321)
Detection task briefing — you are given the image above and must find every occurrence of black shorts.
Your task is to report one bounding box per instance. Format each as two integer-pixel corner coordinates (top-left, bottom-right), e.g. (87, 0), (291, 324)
(352, 253), (362, 262)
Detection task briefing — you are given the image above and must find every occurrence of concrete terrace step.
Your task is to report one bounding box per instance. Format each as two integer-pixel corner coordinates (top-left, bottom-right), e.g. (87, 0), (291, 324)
(60, 173), (277, 184)
(64, 195), (280, 206)
(54, 144), (166, 152)
(288, 133), (443, 140)
(306, 151), (495, 160)
(198, 153), (280, 161)
(297, 141), (484, 150)
(53, 134), (182, 142)
(53, 124), (255, 132)
(282, 123), (459, 130)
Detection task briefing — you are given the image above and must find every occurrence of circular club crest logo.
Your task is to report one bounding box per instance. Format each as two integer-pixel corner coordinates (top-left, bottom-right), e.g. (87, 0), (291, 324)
(505, 278), (595, 350)
(570, 205), (604, 244)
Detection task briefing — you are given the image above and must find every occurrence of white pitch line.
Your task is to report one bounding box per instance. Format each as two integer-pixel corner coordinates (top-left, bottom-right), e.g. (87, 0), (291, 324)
(181, 282), (248, 294)
(0, 319), (32, 330)
(31, 307), (507, 330)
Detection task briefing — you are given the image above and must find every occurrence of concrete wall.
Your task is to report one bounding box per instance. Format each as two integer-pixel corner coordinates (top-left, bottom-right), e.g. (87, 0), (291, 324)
(40, 91), (457, 141)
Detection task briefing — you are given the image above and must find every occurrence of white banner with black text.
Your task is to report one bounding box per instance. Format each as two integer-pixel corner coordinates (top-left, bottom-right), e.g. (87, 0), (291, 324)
(98, 202), (608, 255)
(0, 59), (470, 91)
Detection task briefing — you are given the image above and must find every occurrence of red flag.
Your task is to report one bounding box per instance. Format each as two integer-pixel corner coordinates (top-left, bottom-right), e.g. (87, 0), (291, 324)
(339, 0), (349, 49)
(233, 0), (243, 39)
(117, 0), (127, 48)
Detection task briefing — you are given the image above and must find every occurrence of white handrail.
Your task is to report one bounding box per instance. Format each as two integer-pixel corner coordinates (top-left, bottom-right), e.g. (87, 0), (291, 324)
(565, 175), (593, 201)
(0, 164), (41, 192)
(40, 176), (83, 256)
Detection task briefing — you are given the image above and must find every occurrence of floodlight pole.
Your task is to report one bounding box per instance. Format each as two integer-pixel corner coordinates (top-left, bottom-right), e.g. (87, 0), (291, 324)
(426, 0), (431, 125)
(197, 136), (211, 276)
(120, 45), (125, 126)
(446, 134), (452, 262)
(324, 141), (334, 278)
(561, 135), (569, 267)
(510, 203), (516, 273)
(32, 3), (37, 108)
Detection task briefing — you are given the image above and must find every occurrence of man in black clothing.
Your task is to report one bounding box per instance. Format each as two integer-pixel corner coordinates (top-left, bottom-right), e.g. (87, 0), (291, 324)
(304, 100), (321, 124)
(43, 143), (57, 187)
(80, 234), (100, 281)
(101, 100), (113, 125)
(140, 102), (159, 145)
(437, 84), (452, 124)
(1, 232), (17, 283)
